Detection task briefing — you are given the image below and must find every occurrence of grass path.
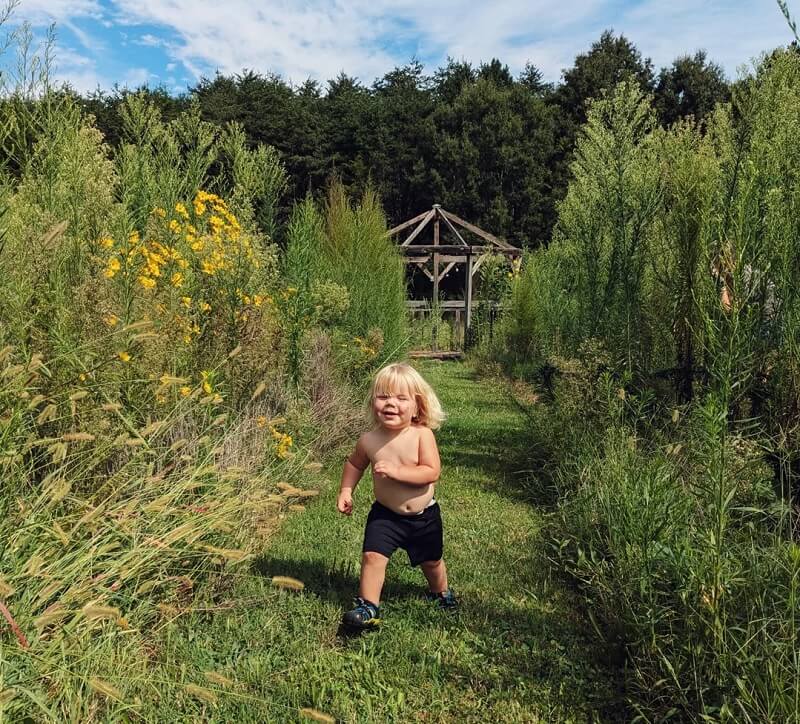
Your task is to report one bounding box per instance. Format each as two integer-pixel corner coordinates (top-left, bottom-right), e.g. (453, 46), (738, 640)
(159, 362), (617, 722)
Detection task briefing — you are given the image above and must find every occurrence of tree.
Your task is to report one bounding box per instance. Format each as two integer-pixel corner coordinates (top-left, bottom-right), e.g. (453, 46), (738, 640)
(555, 30), (655, 128)
(519, 62), (551, 96)
(362, 61), (441, 224)
(547, 31), (655, 242)
(655, 51), (729, 127)
(433, 58), (476, 103)
(434, 75), (555, 246)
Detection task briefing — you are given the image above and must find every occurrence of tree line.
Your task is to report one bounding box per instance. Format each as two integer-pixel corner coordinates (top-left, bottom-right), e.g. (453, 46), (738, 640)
(77, 31), (731, 247)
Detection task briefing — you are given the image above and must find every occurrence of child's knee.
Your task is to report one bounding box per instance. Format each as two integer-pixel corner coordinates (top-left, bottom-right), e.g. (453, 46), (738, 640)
(362, 550), (390, 567)
(420, 558), (443, 572)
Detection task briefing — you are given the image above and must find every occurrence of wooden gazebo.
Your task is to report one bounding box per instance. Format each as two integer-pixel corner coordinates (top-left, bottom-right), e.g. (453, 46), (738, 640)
(388, 205), (521, 344)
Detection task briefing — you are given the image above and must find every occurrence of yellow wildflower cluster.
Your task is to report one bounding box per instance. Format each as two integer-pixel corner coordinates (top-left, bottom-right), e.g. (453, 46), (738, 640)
(97, 192), (257, 294)
(353, 336), (377, 358)
(236, 288), (271, 308)
(98, 229), (189, 290)
(269, 424), (293, 459)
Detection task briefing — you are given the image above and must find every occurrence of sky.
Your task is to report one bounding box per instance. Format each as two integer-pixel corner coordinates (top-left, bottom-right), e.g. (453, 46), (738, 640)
(5, 0), (797, 95)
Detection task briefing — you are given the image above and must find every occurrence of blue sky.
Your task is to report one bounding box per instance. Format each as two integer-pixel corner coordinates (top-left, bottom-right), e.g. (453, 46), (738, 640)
(7, 0), (797, 94)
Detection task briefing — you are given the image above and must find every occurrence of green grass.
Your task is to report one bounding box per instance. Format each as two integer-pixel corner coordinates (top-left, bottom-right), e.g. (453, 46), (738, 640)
(139, 362), (619, 722)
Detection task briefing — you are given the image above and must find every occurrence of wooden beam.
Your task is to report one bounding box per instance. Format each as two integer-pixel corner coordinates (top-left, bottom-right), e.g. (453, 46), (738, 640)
(438, 211), (469, 246)
(414, 261), (434, 281)
(404, 255), (468, 264)
(388, 209), (431, 236)
(401, 209), (436, 246)
(437, 260), (457, 282)
(472, 253), (489, 277)
(432, 215), (440, 352)
(406, 299), (503, 309)
(408, 350), (464, 360)
(466, 253), (474, 330)
(439, 209), (515, 249)
(402, 244), (521, 256)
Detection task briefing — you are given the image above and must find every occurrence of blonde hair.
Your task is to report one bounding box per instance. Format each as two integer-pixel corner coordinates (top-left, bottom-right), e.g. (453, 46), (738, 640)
(369, 363), (445, 430)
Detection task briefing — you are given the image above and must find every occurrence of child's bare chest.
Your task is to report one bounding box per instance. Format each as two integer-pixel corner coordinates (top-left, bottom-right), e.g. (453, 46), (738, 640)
(364, 429), (419, 467)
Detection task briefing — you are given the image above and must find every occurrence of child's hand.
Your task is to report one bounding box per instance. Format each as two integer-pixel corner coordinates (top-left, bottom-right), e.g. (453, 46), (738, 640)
(373, 460), (398, 479)
(337, 490), (353, 515)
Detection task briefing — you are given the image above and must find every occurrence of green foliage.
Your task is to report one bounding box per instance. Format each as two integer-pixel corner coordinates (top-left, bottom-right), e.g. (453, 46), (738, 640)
(281, 182), (406, 384)
(557, 80), (662, 372)
(486, 48), (800, 722)
(322, 181), (407, 360)
(655, 51), (730, 127)
(218, 121), (288, 239)
(116, 95), (218, 231)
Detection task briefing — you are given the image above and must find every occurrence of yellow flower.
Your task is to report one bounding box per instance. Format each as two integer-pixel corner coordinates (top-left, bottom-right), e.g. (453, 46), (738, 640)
(103, 257), (121, 279)
(175, 202), (189, 219)
(190, 239), (204, 253)
(193, 200), (206, 216)
(199, 302), (211, 313)
(168, 219), (181, 234)
(128, 230), (140, 244)
(181, 296), (192, 308)
(202, 381), (212, 394)
(104, 313), (120, 327)
(99, 236), (115, 249)
(171, 272), (184, 288)
(118, 351), (131, 363)
(180, 386), (191, 397)
(138, 275), (156, 289)
(153, 207), (167, 218)
(201, 260), (216, 275)
(256, 415), (267, 428)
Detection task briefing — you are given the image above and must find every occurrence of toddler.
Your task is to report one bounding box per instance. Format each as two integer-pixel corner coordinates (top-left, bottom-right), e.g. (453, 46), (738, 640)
(337, 362), (457, 629)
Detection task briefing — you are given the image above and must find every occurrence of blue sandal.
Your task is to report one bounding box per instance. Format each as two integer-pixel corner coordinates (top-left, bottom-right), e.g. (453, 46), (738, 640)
(425, 588), (459, 611)
(342, 597), (381, 629)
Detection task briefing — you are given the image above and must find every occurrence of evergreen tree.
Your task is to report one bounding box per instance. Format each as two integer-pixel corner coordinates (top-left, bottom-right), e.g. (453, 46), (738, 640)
(655, 51), (729, 126)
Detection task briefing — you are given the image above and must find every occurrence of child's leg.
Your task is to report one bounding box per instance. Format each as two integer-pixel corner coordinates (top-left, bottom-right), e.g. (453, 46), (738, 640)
(420, 558), (448, 594)
(359, 551), (390, 604)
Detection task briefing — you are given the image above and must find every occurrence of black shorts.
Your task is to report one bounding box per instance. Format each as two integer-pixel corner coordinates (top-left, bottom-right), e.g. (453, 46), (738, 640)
(362, 501), (443, 566)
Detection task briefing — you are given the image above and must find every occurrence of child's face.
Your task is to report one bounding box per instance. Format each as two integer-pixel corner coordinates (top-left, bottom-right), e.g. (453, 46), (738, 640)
(373, 384), (417, 430)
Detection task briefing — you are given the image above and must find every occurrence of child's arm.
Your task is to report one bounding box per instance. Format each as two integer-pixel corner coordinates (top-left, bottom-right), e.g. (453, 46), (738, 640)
(373, 428), (440, 486)
(337, 436), (370, 515)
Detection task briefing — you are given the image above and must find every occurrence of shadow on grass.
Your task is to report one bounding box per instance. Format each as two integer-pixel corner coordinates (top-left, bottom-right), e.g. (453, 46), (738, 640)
(252, 554), (425, 608)
(439, 407), (561, 507)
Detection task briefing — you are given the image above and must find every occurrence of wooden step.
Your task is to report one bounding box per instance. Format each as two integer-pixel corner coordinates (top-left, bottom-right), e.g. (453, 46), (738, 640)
(408, 350), (464, 360)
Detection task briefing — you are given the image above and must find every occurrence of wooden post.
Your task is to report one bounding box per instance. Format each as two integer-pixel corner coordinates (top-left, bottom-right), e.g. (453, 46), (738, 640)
(432, 206), (440, 352)
(465, 251), (474, 345)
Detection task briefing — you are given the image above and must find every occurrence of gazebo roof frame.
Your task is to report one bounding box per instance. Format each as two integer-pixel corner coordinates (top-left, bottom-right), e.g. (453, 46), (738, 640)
(387, 204), (521, 338)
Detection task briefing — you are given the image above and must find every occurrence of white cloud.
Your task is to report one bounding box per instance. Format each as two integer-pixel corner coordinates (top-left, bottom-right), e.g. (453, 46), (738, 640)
(14, 0), (798, 91)
(15, 0), (101, 23)
(122, 66), (151, 86)
(136, 32), (163, 47)
(51, 46), (106, 92)
(107, 0), (794, 86)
